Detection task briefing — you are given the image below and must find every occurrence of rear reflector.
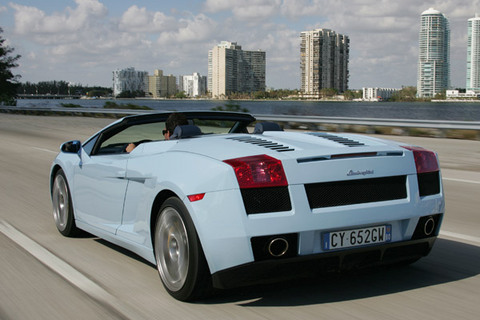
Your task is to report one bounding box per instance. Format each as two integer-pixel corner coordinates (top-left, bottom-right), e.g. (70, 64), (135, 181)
(224, 154), (288, 189)
(187, 193), (205, 202)
(402, 146), (439, 173)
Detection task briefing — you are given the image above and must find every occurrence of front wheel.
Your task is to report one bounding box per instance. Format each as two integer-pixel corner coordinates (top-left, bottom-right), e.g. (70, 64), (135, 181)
(52, 169), (79, 236)
(154, 197), (211, 301)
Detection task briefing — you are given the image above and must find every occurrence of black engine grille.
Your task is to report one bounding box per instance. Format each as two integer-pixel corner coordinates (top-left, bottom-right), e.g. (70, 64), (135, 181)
(305, 175), (407, 209)
(418, 171), (440, 197)
(241, 187), (292, 214)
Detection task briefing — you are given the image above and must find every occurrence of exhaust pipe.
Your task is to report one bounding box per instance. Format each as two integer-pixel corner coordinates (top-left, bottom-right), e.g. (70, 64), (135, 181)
(267, 237), (289, 257)
(424, 216), (435, 236)
(411, 214), (441, 240)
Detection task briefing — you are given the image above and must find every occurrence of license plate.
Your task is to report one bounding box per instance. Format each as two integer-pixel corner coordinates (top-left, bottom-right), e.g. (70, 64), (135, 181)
(323, 225), (391, 250)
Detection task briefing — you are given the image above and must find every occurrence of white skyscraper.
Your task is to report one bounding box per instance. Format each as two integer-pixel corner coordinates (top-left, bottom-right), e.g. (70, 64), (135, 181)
(467, 14), (480, 92)
(417, 8), (450, 98)
(180, 72), (207, 97)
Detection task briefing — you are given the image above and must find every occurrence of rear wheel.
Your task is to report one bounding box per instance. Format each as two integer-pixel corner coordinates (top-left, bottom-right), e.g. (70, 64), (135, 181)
(52, 169), (79, 236)
(154, 197), (210, 301)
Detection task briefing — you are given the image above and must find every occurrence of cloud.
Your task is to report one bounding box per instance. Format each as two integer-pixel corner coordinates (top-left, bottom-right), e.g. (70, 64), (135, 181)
(8, 0), (149, 85)
(204, 0), (281, 21)
(10, 0), (107, 34)
(119, 5), (178, 33)
(5, 0), (479, 89)
(157, 13), (218, 45)
(280, 0), (316, 19)
(203, 0), (232, 13)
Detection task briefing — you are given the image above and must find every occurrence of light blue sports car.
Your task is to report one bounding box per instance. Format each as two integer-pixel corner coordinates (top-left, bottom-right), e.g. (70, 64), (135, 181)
(50, 111), (444, 301)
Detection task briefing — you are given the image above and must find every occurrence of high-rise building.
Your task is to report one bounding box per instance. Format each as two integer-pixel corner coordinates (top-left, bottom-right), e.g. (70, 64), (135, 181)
(300, 29), (349, 96)
(208, 41), (266, 98)
(417, 8), (450, 98)
(467, 14), (480, 92)
(179, 72), (207, 97)
(112, 67), (148, 97)
(147, 69), (176, 98)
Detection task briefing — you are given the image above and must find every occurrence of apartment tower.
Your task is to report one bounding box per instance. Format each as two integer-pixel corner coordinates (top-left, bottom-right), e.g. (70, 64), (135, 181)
(467, 14), (480, 92)
(179, 72), (207, 97)
(208, 41), (266, 98)
(300, 29), (349, 96)
(417, 8), (450, 98)
(112, 67), (148, 97)
(147, 70), (176, 98)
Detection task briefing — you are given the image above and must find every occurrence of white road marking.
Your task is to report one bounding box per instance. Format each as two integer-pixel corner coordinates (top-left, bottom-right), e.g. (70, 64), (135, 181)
(439, 230), (480, 246)
(32, 147), (58, 154)
(0, 220), (148, 320)
(443, 177), (480, 185)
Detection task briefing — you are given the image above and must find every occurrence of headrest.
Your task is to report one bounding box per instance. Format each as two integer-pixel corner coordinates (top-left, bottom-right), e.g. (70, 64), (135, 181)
(253, 122), (283, 134)
(170, 125), (202, 139)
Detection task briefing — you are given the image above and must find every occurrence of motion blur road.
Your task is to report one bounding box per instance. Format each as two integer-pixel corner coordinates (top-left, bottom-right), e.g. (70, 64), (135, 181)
(1, 114), (479, 320)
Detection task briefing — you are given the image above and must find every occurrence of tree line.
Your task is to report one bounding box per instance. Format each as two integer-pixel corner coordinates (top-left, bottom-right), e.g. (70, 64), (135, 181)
(18, 80), (112, 97)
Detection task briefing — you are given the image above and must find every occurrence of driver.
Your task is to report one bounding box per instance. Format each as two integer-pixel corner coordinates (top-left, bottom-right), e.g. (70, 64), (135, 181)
(126, 113), (188, 152)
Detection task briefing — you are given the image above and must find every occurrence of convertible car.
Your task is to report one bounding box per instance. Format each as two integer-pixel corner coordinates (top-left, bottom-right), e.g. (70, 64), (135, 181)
(50, 111), (444, 301)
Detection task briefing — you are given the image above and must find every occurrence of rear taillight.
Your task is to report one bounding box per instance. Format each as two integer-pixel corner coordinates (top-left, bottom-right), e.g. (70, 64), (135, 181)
(402, 146), (439, 173)
(403, 146), (441, 196)
(224, 154), (288, 188)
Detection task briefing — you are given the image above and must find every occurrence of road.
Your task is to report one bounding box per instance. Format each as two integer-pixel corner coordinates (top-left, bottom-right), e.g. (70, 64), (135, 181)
(1, 114), (479, 320)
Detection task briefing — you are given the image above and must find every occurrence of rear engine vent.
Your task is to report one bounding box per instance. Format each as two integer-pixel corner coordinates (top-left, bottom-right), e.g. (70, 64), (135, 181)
(305, 175), (407, 209)
(307, 133), (365, 147)
(227, 136), (295, 152)
(241, 187), (292, 214)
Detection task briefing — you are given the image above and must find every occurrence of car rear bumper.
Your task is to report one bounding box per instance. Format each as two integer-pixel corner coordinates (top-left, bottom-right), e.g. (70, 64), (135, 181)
(211, 237), (436, 289)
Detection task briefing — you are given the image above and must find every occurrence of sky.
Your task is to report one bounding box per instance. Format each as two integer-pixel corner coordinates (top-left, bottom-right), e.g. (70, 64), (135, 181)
(1, 0), (479, 90)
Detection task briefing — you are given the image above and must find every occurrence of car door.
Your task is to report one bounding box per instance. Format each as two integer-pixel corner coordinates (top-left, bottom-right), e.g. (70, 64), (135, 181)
(71, 120), (167, 234)
(72, 149), (129, 234)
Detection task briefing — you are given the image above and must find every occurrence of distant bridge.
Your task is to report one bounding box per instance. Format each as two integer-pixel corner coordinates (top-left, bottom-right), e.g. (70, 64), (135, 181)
(17, 94), (83, 99)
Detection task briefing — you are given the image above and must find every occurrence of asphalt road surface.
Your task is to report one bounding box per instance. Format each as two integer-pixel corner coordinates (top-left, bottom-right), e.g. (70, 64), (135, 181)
(1, 114), (479, 320)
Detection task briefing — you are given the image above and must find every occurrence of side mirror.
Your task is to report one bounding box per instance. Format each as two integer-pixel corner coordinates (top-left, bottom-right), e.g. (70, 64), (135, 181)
(61, 140), (81, 153)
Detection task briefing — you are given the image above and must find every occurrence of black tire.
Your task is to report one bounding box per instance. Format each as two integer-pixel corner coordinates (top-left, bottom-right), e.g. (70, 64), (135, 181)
(154, 197), (211, 301)
(51, 169), (79, 237)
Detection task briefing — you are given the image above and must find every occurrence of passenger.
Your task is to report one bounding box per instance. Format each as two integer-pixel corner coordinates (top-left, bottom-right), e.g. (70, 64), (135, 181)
(125, 113), (188, 152)
(163, 112), (188, 140)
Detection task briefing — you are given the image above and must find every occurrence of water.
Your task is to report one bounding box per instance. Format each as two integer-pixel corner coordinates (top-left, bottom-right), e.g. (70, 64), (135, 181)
(16, 99), (480, 121)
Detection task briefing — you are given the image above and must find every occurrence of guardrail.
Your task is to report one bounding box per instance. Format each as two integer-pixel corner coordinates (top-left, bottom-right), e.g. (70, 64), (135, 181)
(255, 114), (480, 131)
(256, 114), (480, 140)
(1, 106), (479, 140)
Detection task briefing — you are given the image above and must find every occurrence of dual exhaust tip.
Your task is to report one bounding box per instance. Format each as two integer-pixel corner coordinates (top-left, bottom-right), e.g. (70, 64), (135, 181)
(256, 215), (440, 261)
(423, 216), (436, 236)
(412, 214), (441, 240)
(268, 215), (437, 257)
(251, 233), (297, 261)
